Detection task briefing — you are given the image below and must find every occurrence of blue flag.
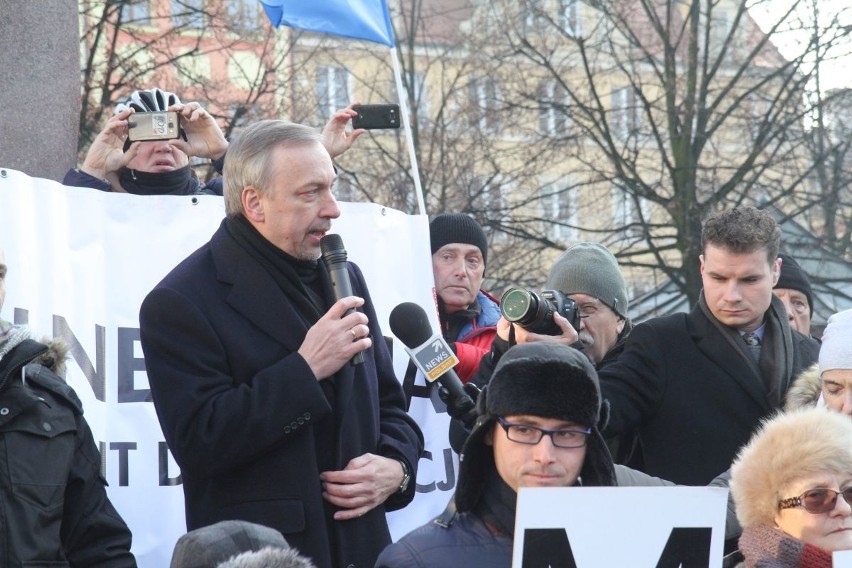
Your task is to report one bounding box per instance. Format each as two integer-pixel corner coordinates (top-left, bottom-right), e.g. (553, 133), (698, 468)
(260, 0), (395, 47)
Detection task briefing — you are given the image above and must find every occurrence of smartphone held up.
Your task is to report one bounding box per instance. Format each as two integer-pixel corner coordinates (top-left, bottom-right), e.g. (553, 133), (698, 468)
(352, 104), (401, 130)
(127, 111), (180, 142)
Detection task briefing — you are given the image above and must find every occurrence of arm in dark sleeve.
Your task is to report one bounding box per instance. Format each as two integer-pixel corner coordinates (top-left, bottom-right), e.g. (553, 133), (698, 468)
(351, 263), (424, 510)
(598, 321), (668, 437)
(139, 286), (334, 478)
(61, 415), (136, 568)
(62, 169), (112, 192)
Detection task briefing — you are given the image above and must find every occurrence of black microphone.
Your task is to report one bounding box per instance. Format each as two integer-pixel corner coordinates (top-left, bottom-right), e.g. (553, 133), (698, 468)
(389, 302), (474, 409)
(320, 234), (365, 366)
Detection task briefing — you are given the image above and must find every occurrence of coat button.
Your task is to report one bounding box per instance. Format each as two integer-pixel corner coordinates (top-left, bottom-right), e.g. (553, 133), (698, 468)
(297, 417), (304, 425)
(304, 412), (311, 420)
(284, 426), (291, 434)
(290, 421), (298, 430)
(0, 408), (8, 415)
(43, 422), (52, 432)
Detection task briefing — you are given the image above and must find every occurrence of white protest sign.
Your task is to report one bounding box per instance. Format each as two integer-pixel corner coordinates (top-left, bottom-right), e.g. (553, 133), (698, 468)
(835, 550), (852, 567)
(514, 486), (728, 568)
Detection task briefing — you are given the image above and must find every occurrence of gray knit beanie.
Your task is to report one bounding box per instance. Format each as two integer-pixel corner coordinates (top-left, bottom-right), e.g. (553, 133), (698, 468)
(429, 213), (488, 266)
(545, 242), (628, 317)
(819, 308), (852, 375)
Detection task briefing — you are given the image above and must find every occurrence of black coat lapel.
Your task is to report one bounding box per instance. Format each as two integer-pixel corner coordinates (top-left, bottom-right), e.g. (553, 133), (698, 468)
(688, 305), (771, 411)
(211, 224), (308, 352)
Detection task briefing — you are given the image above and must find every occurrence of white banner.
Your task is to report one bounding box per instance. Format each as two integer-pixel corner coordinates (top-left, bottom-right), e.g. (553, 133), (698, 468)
(514, 486), (729, 567)
(0, 169), (457, 567)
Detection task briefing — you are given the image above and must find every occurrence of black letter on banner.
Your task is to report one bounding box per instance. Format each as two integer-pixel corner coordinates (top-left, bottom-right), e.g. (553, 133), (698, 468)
(110, 442), (137, 486)
(53, 315), (106, 401)
(117, 327), (151, 402)
(159, 442), (182, 486)
(655, 527), (712, 568)
(415, 450), (435, 493)
(521, 529), (578, 568)
(436, 447), (455, 491)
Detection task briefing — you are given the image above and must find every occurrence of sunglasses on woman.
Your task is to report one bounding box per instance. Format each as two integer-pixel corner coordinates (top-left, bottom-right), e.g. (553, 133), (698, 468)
(778, 487), (852, 514)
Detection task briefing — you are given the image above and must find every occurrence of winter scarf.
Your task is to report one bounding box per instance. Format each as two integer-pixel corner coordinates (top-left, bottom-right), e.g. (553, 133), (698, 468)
(738, 525), (832, 568)
(699, 292), (794, 407)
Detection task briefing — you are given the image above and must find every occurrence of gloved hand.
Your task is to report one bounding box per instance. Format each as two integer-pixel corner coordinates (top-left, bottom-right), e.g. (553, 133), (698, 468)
(438, 382), (480, 427)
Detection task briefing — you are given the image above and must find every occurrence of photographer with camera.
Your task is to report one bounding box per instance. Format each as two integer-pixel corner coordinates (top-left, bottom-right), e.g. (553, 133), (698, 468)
(469, 242), (629, 389)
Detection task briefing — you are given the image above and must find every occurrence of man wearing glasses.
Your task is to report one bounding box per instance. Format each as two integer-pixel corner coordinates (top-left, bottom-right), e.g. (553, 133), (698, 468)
(376, 342), (687, 568)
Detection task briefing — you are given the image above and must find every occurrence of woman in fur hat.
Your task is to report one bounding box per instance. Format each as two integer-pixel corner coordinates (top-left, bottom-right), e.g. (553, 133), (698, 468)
(730, 407), (852, 567)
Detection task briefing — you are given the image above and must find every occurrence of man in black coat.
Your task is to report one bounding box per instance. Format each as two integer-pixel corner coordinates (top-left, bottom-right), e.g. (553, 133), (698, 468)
(139, 120), (423, 568)
(599, 207), (820, 485)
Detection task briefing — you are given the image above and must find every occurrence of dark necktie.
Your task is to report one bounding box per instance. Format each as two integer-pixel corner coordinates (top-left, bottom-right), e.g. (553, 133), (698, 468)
(742, 331), (761, 363)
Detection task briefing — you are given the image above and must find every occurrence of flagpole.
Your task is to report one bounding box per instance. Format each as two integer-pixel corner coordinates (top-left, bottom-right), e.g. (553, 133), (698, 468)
(389, 46), (427, 216)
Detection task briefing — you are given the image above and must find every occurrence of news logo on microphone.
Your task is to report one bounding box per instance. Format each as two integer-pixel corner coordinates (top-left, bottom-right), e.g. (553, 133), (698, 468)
(403, 333), (460, 383)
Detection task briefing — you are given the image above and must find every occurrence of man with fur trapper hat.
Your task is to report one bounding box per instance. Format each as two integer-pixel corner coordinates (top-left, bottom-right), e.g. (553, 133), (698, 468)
(376, 342), (718, 568)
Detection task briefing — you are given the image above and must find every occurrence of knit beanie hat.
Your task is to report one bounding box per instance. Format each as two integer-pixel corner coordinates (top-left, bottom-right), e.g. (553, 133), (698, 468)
(819, 308), (852, 375)
(545, 242), (628, 318)
(774, 254), (814, 316)
(429, 213), (488, 266)
(730, 407), (852, 529)
(455, 343), (617, 512)
(170, 520), (290, 568)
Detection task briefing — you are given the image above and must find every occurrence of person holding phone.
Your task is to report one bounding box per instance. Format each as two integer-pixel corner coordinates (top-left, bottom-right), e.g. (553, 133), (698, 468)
(64, 87), (229, 195)
(64, 89), (365, 196)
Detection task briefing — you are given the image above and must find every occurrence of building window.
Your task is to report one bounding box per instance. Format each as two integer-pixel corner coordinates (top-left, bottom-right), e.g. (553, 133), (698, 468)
(122, 0), (151, 26)
(227, 0), (261, 32)
(172, 0), (205, 29)
(538, 81), (571, 136)
(560, 0), (582, 36)
(542, 182), (578, 241)
(469, 77), (501, 132)
(611, 86), (641, 140)
(315, 65), (350, 123)
(611, 182), (649, 237)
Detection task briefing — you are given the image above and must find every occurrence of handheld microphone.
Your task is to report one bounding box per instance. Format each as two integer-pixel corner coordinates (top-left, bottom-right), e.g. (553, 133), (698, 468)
(389, 302), (473, 409)
(320, 234), (365, 366)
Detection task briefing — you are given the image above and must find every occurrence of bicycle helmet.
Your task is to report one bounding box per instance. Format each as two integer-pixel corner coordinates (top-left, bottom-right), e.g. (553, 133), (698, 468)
(115, 87), (181, 114)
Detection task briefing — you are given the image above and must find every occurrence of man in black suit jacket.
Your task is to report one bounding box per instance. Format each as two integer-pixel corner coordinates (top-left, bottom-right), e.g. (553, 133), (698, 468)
(139, 120), (423, 568)
(599, 207), (819, 485)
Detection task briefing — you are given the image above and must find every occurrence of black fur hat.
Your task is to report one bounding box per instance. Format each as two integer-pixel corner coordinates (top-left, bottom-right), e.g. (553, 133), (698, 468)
(455, 343), (616, 512)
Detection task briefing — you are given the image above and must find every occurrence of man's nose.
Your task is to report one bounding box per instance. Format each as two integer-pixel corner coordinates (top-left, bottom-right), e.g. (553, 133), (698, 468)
(532, 434), (558, 463)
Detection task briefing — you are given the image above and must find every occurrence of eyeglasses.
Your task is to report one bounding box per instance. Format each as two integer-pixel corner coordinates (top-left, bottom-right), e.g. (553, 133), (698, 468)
(496, 417), (591, 448)
(778, 487), (852, 514)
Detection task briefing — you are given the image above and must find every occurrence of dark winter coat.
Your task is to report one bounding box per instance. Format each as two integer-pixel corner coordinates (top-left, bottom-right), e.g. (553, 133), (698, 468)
(139, 220), (423, 568)
(599, 297), (820, 485)
(0, 337), (135, 567)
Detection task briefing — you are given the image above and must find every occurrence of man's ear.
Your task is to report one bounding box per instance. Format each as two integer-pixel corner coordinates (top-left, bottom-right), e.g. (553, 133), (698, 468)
(484, 427), (494, 447)
(699, 254), (705, 276)
(771, 257), (782, 286)
(242, 186), (264, 223)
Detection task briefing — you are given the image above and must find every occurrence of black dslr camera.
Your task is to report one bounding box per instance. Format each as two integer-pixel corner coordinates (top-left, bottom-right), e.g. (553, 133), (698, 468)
(500, 288), (581, 335)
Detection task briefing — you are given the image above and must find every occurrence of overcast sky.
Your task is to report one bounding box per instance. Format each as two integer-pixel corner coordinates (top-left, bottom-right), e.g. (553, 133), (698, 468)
(750, 0), (852, 91)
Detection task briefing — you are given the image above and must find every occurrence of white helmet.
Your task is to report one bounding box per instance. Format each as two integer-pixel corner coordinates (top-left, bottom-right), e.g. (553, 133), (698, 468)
(115, 87), (181, 114)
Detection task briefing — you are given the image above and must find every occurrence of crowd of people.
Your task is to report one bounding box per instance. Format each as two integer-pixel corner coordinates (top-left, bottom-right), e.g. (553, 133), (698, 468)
(1, 86), (850, 568)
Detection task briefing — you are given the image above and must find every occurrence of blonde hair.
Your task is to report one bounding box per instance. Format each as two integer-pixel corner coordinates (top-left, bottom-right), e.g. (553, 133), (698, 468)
(730, 407), (852, 528)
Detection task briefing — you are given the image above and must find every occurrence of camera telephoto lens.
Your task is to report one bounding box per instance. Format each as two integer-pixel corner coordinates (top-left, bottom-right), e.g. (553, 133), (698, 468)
(501, 288), (536, 323)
